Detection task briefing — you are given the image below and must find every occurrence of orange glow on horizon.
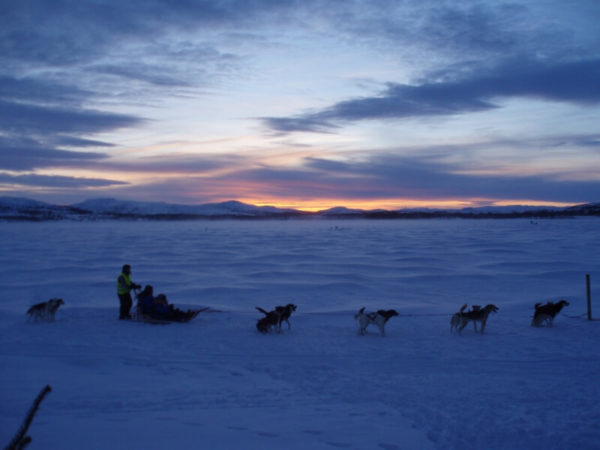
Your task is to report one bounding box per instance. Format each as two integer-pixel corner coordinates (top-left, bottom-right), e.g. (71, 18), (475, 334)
(234, 197), (579, 212)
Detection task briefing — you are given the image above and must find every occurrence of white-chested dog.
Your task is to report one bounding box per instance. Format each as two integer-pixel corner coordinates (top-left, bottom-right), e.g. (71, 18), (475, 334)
(355, 307), (398, 336)
(26, 298), (64, 322)
(451, 303), (498, 334)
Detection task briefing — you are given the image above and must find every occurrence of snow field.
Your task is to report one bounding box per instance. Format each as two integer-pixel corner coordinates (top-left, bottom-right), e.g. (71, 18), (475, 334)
(1, 218), (599, 449)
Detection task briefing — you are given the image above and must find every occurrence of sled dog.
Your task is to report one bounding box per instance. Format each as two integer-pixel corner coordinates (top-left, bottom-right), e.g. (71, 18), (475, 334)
(256, 304), (297, 333)
(27, 298), (64, 322)
(274, 303), (297, 330)
(531, 300), (569, 327)
(354, 307), (398, 336)
(451, 303), (498, 334)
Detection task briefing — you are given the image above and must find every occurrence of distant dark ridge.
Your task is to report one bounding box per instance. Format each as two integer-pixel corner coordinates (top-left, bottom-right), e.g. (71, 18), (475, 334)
(0, 197), (598, 221)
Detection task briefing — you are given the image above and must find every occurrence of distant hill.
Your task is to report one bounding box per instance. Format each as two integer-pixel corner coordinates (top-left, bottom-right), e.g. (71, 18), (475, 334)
(73, 198), (298, 217)
(0, 196), (598, 221)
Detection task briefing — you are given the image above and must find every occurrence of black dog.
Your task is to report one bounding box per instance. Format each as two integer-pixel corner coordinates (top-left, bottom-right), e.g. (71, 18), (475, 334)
(256, 303), (297, 333)
(256, 307), (280, 333)
(531, 299), (569, 327)
(274, 303), (297, 330)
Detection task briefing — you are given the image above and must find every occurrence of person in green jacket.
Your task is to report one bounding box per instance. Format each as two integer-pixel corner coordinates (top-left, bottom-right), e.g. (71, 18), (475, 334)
(116, 264), (141, 320)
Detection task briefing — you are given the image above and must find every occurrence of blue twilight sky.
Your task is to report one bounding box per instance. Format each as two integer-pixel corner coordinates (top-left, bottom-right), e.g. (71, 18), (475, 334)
(1, 0), (599, 210)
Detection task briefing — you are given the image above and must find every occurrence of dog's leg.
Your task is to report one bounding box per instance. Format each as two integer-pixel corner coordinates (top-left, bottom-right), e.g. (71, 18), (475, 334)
(357, 316), (365, 335)
(450, 315), (459, 333)
(358, 319), (366, 335)
(480, 317), (487, 334)
(458, 318), (467, 334)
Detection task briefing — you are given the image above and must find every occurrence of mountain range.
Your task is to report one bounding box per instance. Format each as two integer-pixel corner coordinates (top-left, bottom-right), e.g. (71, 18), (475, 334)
(0, 197), (598, 221)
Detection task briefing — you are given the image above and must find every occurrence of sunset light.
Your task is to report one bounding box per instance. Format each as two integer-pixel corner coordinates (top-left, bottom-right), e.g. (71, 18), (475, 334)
(1, 1), (598, 208)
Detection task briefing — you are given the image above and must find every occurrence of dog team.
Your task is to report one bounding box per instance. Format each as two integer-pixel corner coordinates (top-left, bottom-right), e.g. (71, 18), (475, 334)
(25, 263), (571, 333)
(26, 296), (571, 335)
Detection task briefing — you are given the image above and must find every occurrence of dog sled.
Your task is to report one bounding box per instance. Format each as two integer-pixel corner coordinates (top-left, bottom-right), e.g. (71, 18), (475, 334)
(134, 306), (207, 324)
(134, 287), (207, 324)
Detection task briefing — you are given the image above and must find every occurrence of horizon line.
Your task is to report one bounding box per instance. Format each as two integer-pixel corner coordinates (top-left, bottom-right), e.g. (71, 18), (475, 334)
(1, 195), (589, 213)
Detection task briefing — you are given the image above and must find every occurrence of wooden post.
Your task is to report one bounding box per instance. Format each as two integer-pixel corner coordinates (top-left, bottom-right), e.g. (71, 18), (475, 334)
(587, 274), (592, 320)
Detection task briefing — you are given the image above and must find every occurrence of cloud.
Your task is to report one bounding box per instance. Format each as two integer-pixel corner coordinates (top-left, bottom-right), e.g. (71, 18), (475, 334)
(301, 153), (600, 203)
(0, 94), (142, 169)
(264, 58), (600, 133)
(202, 152), (600, 204)
(53, 136), (115, 148)
(0, 173), (128, 189)
(45, 143), (598, 206)
(0, 0), (298, 68)
(0, 76), (90, 106)
(0, 136), (109, 171)
(89, 64), (193, 88)
(1, 1), (598, 207)
(0, 100), (143, 136)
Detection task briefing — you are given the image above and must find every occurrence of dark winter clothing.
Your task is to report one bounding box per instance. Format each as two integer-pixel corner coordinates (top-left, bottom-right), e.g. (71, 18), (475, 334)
(137, 288), (194, 322)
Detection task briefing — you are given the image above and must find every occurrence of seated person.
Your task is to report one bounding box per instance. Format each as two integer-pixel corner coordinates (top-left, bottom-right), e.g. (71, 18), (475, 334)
(136, 285), (195, 321)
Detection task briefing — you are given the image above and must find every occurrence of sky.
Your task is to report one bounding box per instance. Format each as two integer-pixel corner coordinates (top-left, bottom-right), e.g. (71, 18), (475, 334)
(1, 0), (599, 211)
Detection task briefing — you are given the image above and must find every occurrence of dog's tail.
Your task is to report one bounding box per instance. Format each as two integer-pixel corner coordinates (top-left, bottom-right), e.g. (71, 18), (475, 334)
(459, 303), (467, 313)
(354, 307), (366, 319)
(256, 307), (269, 315)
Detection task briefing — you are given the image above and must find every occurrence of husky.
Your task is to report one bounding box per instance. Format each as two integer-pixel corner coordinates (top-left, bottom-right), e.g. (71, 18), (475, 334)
(354, 307), (398, 336)
(26, 298), (64, 322)
(273, 303), (297, 331)
(256, 304), (298, 333)
(451, 304), (498, 334)
(531, 300), (569, 327)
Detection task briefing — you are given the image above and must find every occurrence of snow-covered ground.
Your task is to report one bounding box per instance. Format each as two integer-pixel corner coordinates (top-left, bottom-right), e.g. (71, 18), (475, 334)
(1, 218), (599, 449)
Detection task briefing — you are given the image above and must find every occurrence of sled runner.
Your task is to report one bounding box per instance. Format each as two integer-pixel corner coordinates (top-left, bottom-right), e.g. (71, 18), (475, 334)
(134, 306), (208, 324)
(135, 303), (208, 324)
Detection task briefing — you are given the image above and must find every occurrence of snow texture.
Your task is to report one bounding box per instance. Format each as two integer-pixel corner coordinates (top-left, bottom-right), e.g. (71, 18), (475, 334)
(1, 218), (599, 449)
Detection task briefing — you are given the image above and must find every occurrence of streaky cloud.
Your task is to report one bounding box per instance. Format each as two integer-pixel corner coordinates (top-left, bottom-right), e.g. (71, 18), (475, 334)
(89, 64), (193, 87)
(264, 58), (600, 133)
(53, 136), (116, 148)
(0, 76), (90, 106)
(262, 116), (340, 134)
(0, 173), (128, 188)
(0, 100), (143, 135)
(206, 153), (600, 204)
(0, 136), (108, 171)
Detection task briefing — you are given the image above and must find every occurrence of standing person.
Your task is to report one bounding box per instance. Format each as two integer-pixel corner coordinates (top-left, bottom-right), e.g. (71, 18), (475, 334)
(116, 264), (141, 320)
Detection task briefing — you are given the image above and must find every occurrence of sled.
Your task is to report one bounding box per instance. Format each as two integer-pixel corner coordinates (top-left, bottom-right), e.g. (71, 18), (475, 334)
(134, 307), (208, 324)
